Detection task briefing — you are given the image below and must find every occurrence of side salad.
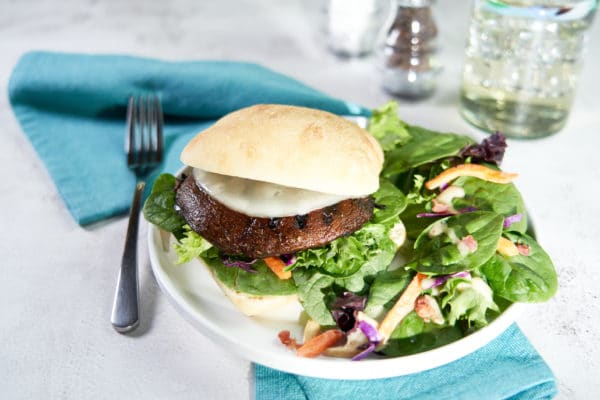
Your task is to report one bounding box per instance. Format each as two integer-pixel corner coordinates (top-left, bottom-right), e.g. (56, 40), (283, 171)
(144, 101), (557, 360)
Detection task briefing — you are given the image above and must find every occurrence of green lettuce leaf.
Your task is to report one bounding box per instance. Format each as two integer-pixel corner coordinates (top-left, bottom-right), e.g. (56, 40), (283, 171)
(440, 276), (498, 327)
(368, 101), (411, 151)
(291, 181), (405, 325)
(175, 225), (213, 264)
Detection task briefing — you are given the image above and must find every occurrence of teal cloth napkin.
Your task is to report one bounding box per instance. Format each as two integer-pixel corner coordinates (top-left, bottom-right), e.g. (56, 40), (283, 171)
(9, 52), (557, 399)
(255, 324), (557, 400)
(8, 51), (367, 225)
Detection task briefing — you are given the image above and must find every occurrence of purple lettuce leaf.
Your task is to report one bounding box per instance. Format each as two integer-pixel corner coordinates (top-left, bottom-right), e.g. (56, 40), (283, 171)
(459, 132), (507, 166)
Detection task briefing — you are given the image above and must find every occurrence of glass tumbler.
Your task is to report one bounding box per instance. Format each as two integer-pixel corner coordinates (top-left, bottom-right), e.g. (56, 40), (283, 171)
(460, 0), (597, 138)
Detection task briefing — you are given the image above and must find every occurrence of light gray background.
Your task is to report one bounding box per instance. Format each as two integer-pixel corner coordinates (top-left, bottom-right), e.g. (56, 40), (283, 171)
(1, 1), (599, 399)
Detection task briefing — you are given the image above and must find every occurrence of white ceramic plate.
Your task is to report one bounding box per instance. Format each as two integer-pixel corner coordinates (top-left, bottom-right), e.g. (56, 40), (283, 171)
(148, 221), (523, 380)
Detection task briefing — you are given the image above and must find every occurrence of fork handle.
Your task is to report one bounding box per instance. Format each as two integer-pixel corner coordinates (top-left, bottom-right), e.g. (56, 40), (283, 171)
(111, 181), (145, 333)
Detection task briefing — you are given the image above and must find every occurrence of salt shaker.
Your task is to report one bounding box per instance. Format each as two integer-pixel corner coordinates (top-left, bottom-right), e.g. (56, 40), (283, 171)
(380, 0), (441, 98)
(324, 0), (390, 57)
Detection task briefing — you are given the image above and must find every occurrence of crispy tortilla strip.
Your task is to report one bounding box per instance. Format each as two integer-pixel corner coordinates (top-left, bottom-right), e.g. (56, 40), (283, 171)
(425, 164), (518, 190)
(377, 273), (425, 346)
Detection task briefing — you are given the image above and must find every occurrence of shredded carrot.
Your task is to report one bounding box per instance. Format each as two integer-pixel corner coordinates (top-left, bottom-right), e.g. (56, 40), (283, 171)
(264, 257), (292, 280)
(497, 237), (519, 257)
(425, 164), (518, 190)
(296, 330), (345, 358)
(377, 273), (426, 346)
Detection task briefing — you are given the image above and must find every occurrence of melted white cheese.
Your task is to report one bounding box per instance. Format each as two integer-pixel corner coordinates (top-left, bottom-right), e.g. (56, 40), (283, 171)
(192, 168), (349, 218)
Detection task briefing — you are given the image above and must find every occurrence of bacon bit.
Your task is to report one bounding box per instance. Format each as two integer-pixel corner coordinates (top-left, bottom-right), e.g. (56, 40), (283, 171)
(296, 330), (345, 358)
(517, 243), (531, 256)
(457, 235), (478, 256)
(497, 237), (519, 257)
(377, 273), (425, 346)
(425, 164), (518, 191)
(415, 295), (445, 325)
(264, 257), (292, 280)
(278, 330), (299, 350)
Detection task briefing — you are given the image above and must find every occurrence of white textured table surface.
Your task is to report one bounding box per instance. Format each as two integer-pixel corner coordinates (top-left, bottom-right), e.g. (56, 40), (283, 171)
(1, 1), (599, 399)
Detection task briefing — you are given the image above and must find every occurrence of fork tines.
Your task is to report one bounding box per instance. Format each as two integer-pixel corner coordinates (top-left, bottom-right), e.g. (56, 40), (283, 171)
(126, 95), (163, 170)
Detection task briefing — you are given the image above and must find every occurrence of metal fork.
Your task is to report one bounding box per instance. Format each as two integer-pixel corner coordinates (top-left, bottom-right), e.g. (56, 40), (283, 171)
(111, 95), (163, 333)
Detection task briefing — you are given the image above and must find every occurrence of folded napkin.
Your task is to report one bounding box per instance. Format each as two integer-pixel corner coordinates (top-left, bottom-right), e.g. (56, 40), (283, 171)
(255, 324), (557, 400)
(9, 52), (557, 399)
(8, 51), (367, 225)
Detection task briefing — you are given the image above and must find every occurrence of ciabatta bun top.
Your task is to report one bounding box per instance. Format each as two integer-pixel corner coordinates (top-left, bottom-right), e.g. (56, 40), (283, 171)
(180, 104), (383, 196)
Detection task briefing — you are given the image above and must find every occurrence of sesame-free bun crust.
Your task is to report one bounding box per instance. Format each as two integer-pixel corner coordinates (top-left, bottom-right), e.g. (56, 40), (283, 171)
(180, 104), (384, 196)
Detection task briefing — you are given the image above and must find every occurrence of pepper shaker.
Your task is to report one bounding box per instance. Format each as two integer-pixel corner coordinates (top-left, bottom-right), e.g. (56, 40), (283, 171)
(380, 0), (441, 98)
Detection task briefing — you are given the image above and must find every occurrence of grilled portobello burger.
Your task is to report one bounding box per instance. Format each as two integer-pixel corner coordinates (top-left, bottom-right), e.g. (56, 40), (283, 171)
(176, 104), (384, 258)
(175, 174), (375, 258)
(145, 104), (406, 317)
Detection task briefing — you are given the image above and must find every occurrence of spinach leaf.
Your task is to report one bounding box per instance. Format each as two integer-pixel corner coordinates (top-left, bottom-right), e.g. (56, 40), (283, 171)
(142, 173), (186, 237)
(202, 248), (297, 296)
(407, 211), (504, 274)
(400, 202), (440, 240)
(382, 126), (473, 178)
(364, 268), (414, 320)
(479, 232), (557, 302)
(371, 179), (408, 225)
(452, 176), (528, 233)
(380, 312), (464, 357)
(293, 268), (336, 326)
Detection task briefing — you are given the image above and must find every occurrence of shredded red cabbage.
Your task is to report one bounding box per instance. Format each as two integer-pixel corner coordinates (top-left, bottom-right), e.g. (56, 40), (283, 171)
(351, 320), (381, 361)
(416, 207), (478, 219)
(459, 132), (507, 166)
(351, 342), (376, 361)
(220, 256), (258, 273)
(279, 254), (297, 266)
(417, 212), (454, 218)
(504, 213), (523, 228)
(422, 271), (471, 290)
(358, 320), (380, 343)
